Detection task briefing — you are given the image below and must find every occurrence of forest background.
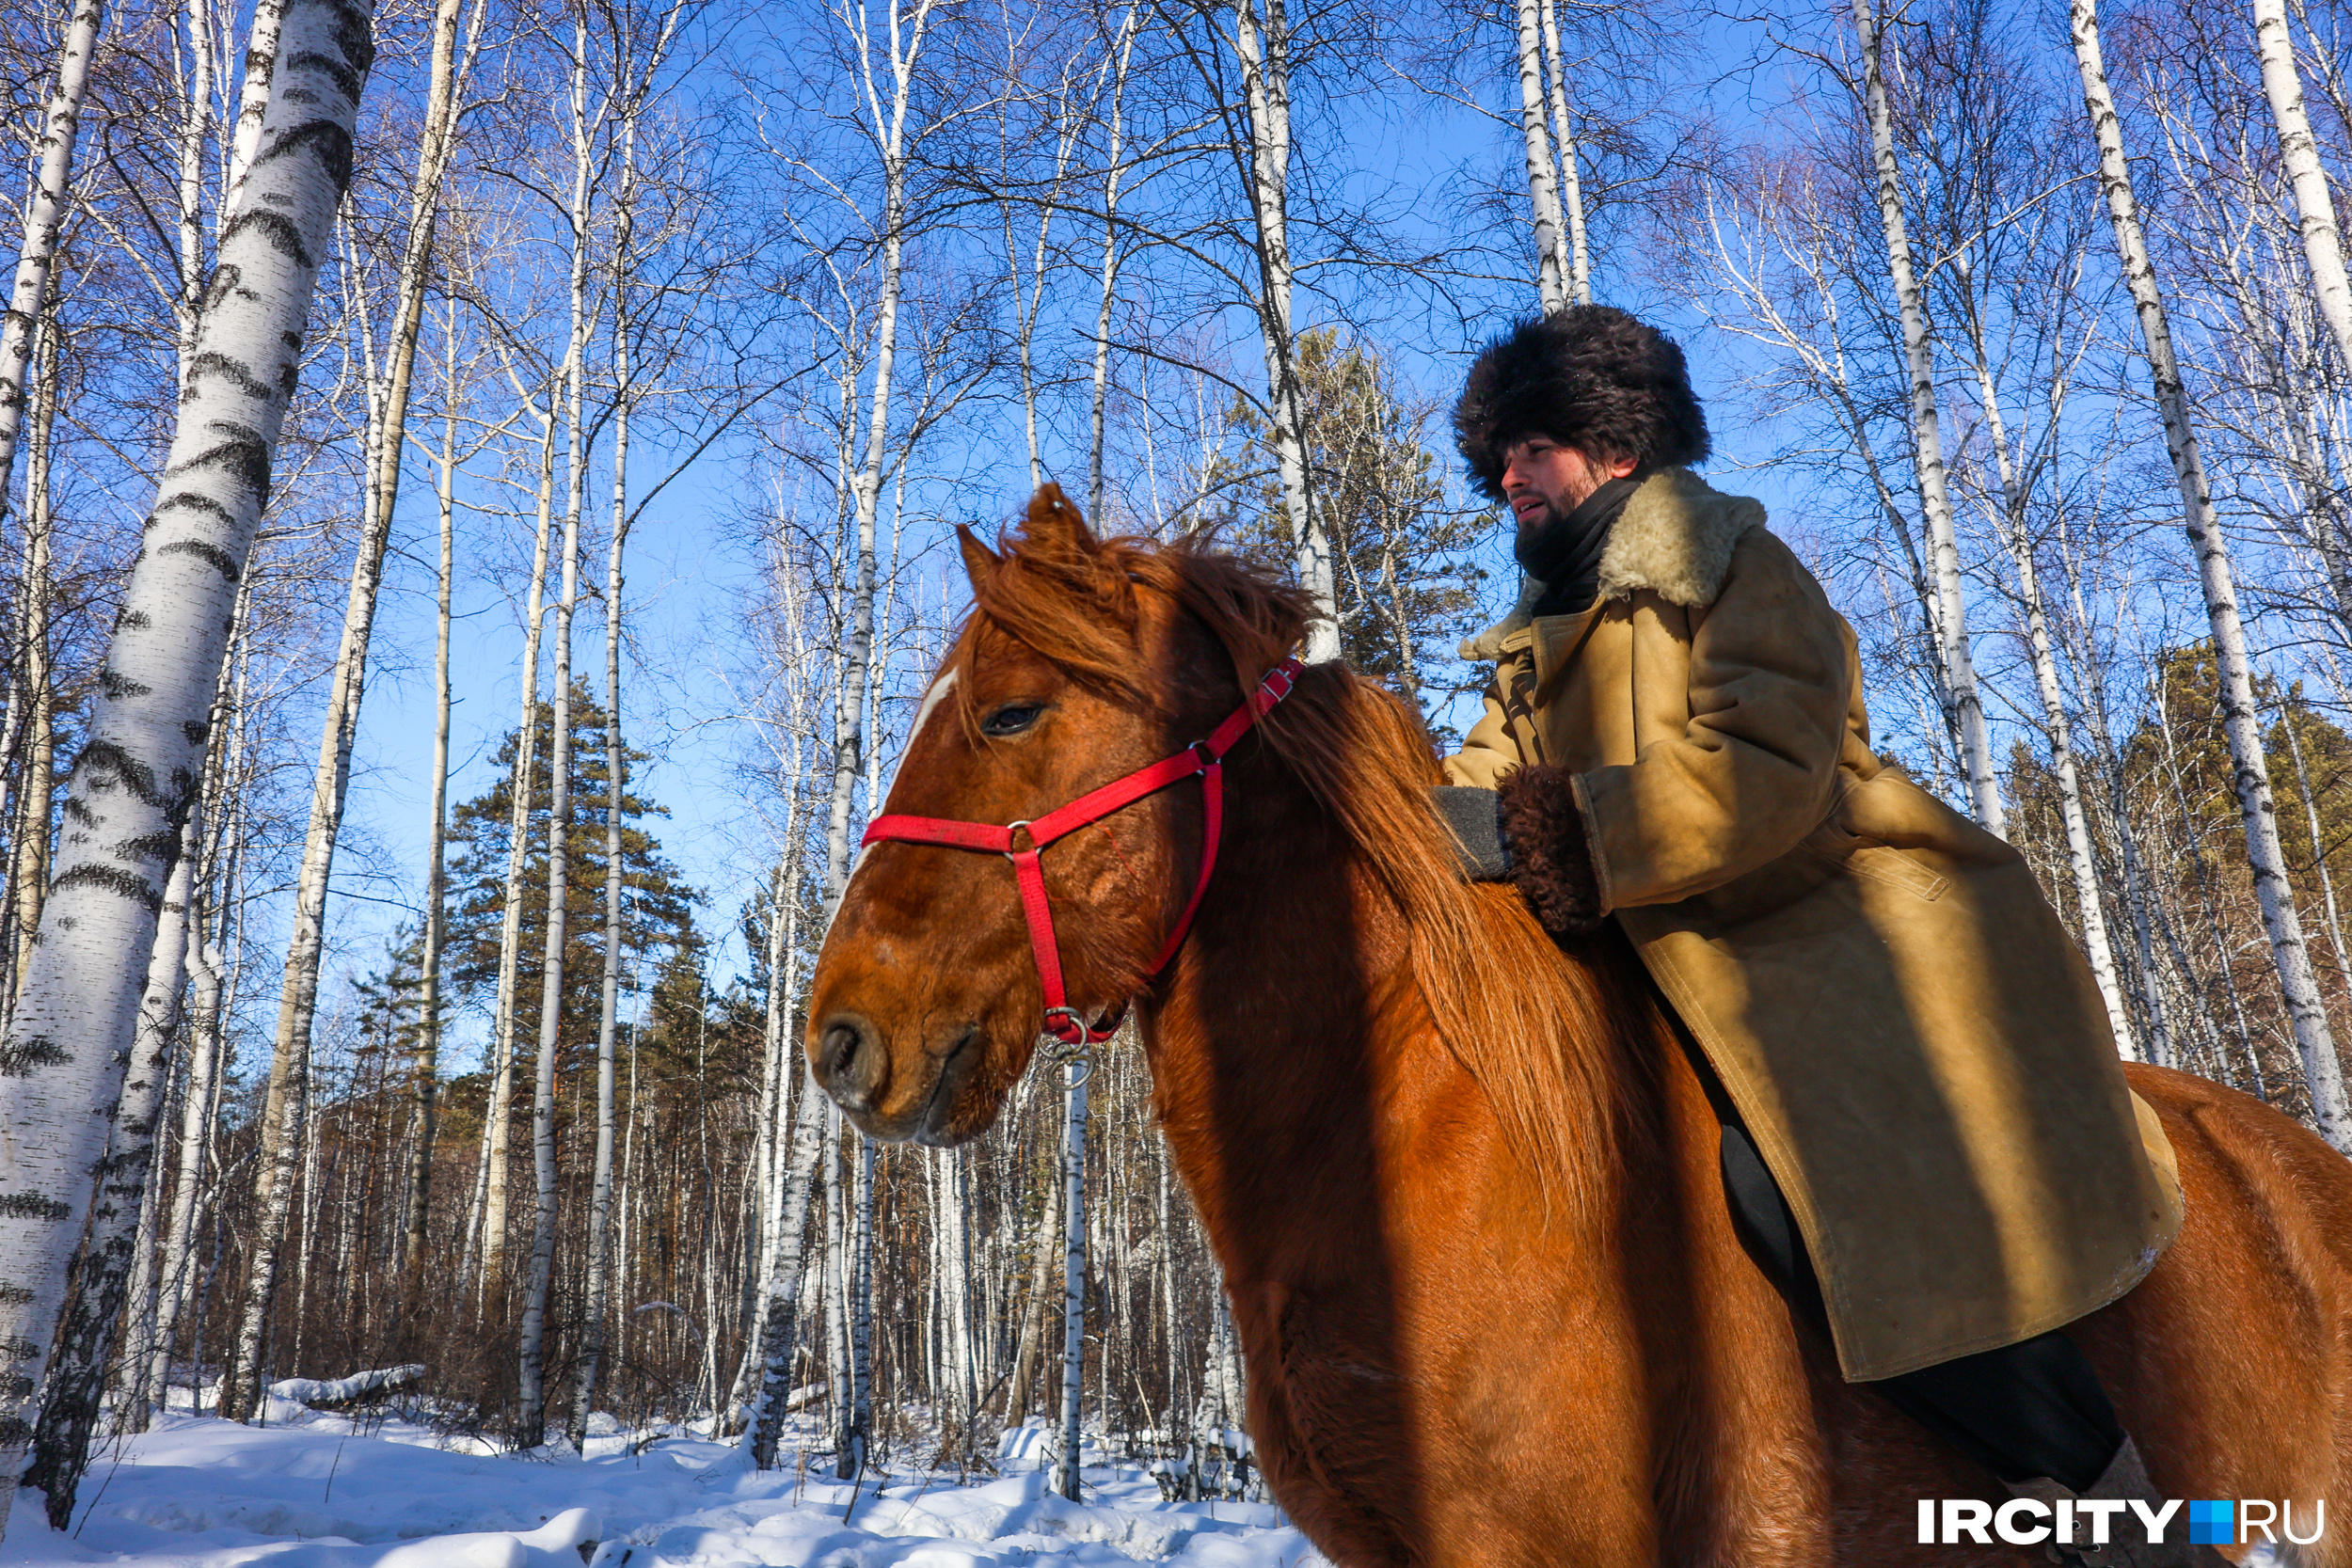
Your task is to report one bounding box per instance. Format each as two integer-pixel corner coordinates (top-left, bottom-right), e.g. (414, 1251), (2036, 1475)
(1, 0), (2349, 1536)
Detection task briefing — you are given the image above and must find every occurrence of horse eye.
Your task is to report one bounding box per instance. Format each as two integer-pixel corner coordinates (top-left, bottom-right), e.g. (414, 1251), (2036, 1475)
(981, 703), (1043, 737)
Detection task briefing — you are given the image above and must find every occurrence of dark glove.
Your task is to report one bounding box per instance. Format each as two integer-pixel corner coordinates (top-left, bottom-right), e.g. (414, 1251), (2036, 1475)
(1429, 786), (1511, 880)
(1496, 764), (1606, 935)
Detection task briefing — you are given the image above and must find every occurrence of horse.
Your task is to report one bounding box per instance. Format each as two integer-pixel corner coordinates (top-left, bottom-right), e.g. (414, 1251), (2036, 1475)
(805, 485), (2352, 1567)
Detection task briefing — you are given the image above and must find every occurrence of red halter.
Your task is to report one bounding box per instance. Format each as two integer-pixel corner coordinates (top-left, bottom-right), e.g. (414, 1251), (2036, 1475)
(860, 657), (1304, 1053)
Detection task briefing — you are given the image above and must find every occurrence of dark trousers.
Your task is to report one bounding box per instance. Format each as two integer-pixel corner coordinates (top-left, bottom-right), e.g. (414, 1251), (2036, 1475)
(1718, 1118), (2125, 1492)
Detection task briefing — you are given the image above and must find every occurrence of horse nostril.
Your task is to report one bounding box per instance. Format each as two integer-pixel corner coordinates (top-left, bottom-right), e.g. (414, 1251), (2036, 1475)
(817, 1014), (881, 1108)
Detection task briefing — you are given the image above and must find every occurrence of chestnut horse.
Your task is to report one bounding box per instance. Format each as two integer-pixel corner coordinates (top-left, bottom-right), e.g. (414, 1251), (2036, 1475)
(806, 487), (2352, 1567)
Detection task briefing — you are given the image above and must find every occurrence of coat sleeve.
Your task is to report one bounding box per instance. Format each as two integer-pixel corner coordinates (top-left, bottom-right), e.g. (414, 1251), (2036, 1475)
(1577, 531), (1852, 909)
(1439, 649), (1538, 789)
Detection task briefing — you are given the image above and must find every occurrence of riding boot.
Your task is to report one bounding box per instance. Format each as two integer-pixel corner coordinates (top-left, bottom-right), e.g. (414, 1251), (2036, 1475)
(2005, 1436), (2231, 1568)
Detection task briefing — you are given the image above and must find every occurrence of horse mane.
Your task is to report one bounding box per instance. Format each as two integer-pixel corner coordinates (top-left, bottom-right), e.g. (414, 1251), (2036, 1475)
(954, 488), (1645, 1220)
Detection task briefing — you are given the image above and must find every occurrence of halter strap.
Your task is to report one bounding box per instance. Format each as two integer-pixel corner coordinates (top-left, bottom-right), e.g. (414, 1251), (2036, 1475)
(861, 657), (1303, 1049)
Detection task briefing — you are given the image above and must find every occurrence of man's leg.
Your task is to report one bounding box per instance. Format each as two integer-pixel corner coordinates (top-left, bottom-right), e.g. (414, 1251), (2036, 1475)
(1718, 1120), (2122, 1489)
(1717, 1119), (2222, 1567)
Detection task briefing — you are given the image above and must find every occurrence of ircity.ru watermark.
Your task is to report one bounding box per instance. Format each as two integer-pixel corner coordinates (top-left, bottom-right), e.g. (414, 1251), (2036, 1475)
(1916, 1497), (2326, 1548)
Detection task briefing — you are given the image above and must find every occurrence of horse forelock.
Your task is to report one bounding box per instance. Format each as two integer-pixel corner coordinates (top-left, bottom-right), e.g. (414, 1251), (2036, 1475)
(948, 512), (1645, 1221)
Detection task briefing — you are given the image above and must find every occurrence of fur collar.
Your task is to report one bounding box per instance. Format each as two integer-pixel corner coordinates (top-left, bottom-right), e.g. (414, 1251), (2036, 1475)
(1458, 467), (1766, 660)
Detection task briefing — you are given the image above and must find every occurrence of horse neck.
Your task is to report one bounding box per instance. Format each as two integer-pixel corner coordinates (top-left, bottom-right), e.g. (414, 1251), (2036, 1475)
(1137, 744), (1441, 1275)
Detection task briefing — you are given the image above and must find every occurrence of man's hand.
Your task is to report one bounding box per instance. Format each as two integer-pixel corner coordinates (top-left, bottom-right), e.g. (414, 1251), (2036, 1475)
(1430, 786), (1511, 880)
(1496, 765), (1607, 935)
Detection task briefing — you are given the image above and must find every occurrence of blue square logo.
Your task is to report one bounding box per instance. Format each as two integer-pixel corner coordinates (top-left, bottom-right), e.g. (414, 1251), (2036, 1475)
(2188, 1500), (2234, 1545)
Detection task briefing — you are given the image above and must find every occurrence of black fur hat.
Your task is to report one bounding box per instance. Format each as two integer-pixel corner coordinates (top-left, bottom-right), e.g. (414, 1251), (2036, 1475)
(1453, 306), (1709, 499)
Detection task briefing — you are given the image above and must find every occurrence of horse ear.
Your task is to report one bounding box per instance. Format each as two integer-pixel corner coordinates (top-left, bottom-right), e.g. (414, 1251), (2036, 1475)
(1023, 482), (1098, 554)
(957, 525), (1000, 590)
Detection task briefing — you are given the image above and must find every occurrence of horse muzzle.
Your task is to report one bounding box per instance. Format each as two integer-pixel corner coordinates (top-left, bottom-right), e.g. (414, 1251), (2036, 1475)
(813, 1010), (990, 1145)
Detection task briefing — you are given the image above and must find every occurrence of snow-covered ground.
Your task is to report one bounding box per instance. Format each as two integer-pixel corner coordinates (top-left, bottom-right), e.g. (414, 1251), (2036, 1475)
(0, 1407), (1331, 1568)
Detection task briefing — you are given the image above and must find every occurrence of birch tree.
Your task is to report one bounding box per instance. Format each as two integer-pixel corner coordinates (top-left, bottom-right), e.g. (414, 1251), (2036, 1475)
(0, 0), (372, 1517)
(1852, 0), (2003, 835)
(0, 0), (103, 519)
(1222, 0), (1339, 658)
(2250, 0), (2352, 372)
(2070, 0), (2352, 1148)
(1510, 0), (1568, 308)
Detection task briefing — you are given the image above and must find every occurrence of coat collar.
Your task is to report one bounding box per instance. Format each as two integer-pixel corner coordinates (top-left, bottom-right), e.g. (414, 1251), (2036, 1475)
(1458, 467), (1767, 660)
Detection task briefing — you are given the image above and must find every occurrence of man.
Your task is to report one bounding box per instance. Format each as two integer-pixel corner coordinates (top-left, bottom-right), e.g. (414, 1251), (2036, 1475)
(1430, 306), (2208, 1568)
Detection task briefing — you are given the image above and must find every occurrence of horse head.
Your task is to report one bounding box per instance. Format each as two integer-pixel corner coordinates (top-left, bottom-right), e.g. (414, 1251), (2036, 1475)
(803, 483), (1314, 1145)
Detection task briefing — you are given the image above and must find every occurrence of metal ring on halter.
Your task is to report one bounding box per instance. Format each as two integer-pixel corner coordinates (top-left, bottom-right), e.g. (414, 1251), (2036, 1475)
(1040, 1007), (1096, 1086)
(1002, 819), (1034, 858)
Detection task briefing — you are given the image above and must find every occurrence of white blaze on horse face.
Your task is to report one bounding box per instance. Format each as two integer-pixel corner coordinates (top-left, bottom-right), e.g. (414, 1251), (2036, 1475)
(847, 668), (958, 887)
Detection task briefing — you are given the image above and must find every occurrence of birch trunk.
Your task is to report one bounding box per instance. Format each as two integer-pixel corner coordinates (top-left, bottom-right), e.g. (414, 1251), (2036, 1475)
(1853, 0), (2003, 836)
(855, 1134), (876, 1452)
(471, 392), (559, 1303)
(2252, 0), (2352, 372)
(226, 0), (464, 1412)
(403, 323), (459, 1305)
(1230, 0), (1338, 658)
(0, 0), (369, 1510)
(0, 0), (103, 516)
(1510, 0), (1567, 309)
(23, 816), (199, 1526)
(515, 24), (598, 1444)
(567, 288), (636, 1448)
(225, 0), (287, 189)
(171, 0), (214, 384)
(744, 1083), (825, 1469)
(1962, 345), (2134, 1053)
(1536, 0), (1589, 304)
(1087, 9), (1139, 525)
(2071, 0), (2352, 1149)
(1053, 1063), (1088, 1501)
(6, 314), (59, 1019)
(141, 898), (225, 1419)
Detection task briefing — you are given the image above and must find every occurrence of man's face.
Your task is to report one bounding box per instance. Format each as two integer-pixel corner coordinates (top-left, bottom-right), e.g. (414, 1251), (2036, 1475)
(1500, 436), (1638, 542)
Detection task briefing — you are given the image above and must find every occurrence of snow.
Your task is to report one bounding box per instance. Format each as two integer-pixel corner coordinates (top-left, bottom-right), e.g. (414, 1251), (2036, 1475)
(0, 1409), (1330, 1568)
(266, 1369), (425, 1409)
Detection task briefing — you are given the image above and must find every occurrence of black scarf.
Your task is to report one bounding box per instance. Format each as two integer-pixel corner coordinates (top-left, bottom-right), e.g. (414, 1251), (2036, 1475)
(1514, 475), (1643, 618)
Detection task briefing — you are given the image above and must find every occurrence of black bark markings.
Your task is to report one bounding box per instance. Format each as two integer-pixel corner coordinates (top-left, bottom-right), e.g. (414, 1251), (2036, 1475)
(157, 538), (243, 582)
(49, 865), (162, 912)
(0, 1038), (69, 1076)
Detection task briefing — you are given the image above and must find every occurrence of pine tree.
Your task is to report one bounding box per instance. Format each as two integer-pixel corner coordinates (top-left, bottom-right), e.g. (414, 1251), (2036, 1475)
(445, 685), (700, 1094)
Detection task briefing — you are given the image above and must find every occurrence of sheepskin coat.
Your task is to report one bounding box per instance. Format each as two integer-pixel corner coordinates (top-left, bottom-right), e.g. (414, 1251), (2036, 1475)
(1444, 467), (2183, 1381)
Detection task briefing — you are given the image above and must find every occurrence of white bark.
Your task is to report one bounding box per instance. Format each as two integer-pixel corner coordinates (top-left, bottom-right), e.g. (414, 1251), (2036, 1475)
(23, 817), (199, 1525)
(1536, 0), (1589, 305)
(470, 383), (559, 1302)
(405, 323), (459, 1297)
(568, 216), (639, 1442)
(0, 0), (103, 519)
(0, 0), (370, 1515)
(5, 299), (59, 1020)
(2252, 0), (2352, 372)
(1853, 0), (2004, 836)
(1510, 0), (1566, 309)
(1959, 338), (2135, 1055)
(744, 1078), (825, 1470)
(1053, 1063), (1087, 1501)
(225, 0), (288, 190)
(516, 22), (599, 1444)
(2071, 0), (2352, 1148)
(1088, 9), (1140, 524)
(1230, 0), (1338, 659)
